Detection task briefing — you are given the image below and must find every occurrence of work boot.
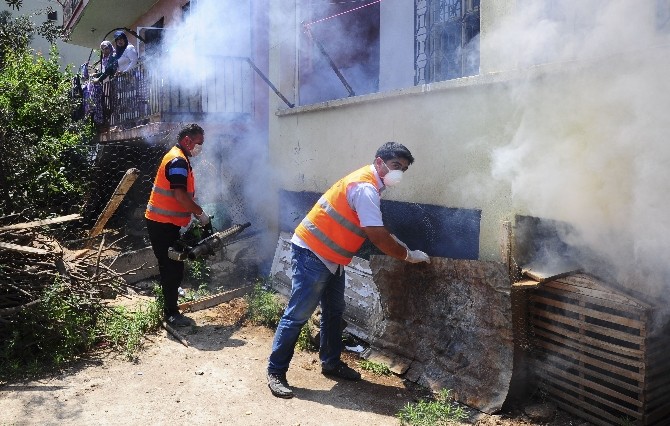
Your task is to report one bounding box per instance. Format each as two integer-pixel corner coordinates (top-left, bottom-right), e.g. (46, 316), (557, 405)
(267, 372), (294, 398)
(321, 361), (361, 381)
(165, 312), (195, 327)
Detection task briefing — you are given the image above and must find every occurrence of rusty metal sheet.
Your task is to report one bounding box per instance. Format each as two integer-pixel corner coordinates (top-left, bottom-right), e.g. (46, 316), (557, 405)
(369, 255), (513, 414)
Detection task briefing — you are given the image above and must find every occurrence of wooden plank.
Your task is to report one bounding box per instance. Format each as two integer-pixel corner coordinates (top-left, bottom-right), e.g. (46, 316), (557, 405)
(531, 308), (645, 346)
(537, 370), (642, 419)
(512, 279), (540, 289)
(548, 390), (639, 426)
(540, 362), (643, 407)
(500, 220), (513, 280)
(539, 283), (647, 318)
(522, 268), (580, 283)
(0, 241), (50, 255)
(532, 317), (644, 360)
(86, 168), (139, 247)
(556, 275), (651, 309)
(534, 336), (644, 381)
(545, 280), (645, 308)
(178, 285), (252, 313)
(0, 214), (81, 231)
(533, 327), (644, 370)
(538, 351), (642, 394)
(531, 295), (645, 330)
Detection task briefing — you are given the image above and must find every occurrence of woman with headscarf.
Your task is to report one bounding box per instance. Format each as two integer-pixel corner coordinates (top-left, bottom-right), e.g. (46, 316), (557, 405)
(113, 31), (138, 73)
(91, 40), (118, 83)
(87, 40), (119, 125)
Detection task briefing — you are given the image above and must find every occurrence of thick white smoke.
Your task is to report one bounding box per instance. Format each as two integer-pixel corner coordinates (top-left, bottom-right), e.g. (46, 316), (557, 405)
(488, 1), (670, 293)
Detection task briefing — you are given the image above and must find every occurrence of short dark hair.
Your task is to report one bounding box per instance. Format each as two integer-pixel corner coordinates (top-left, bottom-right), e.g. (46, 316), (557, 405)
(375, 142), (414, 165)
(178, 123), (204, 142)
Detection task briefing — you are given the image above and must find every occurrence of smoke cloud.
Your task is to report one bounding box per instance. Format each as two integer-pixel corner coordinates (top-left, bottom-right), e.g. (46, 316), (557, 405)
(488, 1), (670, 294)
(143, 0), (277, 266)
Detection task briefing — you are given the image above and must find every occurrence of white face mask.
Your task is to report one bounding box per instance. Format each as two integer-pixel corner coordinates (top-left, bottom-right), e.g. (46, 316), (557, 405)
(190, 143), (203, 157)
(381, 161), (403, 187)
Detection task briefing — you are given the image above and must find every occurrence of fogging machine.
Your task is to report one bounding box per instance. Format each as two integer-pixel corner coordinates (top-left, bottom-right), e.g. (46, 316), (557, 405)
(168, 221), (251, 261)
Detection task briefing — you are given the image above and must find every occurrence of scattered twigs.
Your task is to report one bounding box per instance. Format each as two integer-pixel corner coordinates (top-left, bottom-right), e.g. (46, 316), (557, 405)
(0, 223), (139, 343)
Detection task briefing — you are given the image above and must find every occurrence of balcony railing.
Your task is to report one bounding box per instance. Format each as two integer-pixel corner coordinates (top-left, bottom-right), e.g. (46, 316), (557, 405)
(98, 56), (253, 129)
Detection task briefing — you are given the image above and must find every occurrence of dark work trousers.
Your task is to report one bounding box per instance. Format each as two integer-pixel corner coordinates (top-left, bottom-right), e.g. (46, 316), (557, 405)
(146, 218), (184, 316)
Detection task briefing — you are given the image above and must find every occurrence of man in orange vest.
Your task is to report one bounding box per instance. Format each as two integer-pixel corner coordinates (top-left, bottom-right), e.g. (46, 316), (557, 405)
(145, 123), (210, 327)
(267, 142), (430, 398)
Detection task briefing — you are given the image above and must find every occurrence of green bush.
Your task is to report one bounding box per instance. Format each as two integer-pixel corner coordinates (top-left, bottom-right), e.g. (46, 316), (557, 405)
(396, 389), (469, 426)
(359, 359), (391, 376)
(245, 279), (285, 328)
(0, 46), (93, 216)
(0, 280), (164, 382)
(0, 278), (98, 381)
(96, 300), (162, 359)
(296, 323), (317, 352)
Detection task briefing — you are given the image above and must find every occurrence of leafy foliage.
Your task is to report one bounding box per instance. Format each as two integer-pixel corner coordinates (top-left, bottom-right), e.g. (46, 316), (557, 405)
(396, 389), (470, 426)
(245, 278), (285, 328)
(0, 278), (99, 381)
(0, 46), (93, 216)
(0, 280), (164, 381)
(96, 299), (163, 360)
(296, 323), (317, 351)
(359, 359), (392, 376)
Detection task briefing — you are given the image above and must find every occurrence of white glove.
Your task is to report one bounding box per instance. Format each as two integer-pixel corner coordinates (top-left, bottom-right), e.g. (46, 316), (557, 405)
(196, 211), (210, 226)
(391, 234), (409, 250)
(405, 249), (430, 264)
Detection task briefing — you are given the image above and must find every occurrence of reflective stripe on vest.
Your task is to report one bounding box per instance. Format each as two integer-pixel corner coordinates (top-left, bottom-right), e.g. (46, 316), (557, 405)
(299, 217), (357, 259)
(151, 185), (195, 198)
(146, 204), (191, 218)
(145, 145), (195, 226)
(294, 165), (379, 265)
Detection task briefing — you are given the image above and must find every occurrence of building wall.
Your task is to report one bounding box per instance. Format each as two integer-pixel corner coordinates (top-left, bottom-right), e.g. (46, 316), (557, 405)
(267, 1), (670, 269)
(1, 0), (90, 69)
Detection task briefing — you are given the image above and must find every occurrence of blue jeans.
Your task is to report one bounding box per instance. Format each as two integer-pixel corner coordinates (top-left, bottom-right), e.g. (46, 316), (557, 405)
(268, 244), (346, 374)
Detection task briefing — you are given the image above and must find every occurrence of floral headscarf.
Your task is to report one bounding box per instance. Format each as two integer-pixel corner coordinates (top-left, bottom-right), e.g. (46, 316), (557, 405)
(100, 41), (115, 69)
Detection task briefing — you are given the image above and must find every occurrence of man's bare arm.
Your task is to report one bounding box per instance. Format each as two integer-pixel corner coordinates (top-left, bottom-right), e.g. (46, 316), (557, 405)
(173, 187), (203, 216)
(363, 226), (407, 260)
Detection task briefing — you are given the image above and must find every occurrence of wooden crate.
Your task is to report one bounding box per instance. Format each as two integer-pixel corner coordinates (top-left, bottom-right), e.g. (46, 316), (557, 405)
(528, 274), (670, 426)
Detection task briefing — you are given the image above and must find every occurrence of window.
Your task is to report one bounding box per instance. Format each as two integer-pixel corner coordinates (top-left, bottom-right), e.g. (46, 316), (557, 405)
(298, 0), (380, 105)
(415, 0), (480, 85)
(142, 18), (164, 57)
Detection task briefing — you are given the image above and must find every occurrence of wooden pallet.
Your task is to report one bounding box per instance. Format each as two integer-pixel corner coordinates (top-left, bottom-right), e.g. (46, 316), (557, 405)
(529, 274), (670, 426)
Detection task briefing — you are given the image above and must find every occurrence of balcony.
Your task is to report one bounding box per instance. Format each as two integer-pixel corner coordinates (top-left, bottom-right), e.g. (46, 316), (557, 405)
(89, 56), (253, 134)
(62, 0), (159, 48)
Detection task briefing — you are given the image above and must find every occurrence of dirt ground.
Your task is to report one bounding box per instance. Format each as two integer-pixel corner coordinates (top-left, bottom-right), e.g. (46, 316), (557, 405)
(0, 296), (587, 426)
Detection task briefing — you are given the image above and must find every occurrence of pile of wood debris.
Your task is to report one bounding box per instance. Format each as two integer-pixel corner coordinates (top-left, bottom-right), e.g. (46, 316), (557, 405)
(0, 214), (140, 339)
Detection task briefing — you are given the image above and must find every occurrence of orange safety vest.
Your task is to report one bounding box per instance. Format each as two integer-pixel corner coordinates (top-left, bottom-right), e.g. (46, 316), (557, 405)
(295, 165), (380, 265)
(145, 145), (195, 227)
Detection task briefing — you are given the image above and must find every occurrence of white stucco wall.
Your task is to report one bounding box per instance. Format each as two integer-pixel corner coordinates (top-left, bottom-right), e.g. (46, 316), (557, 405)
(1, 0), (90, 69)
(268, 0), (670, 275)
